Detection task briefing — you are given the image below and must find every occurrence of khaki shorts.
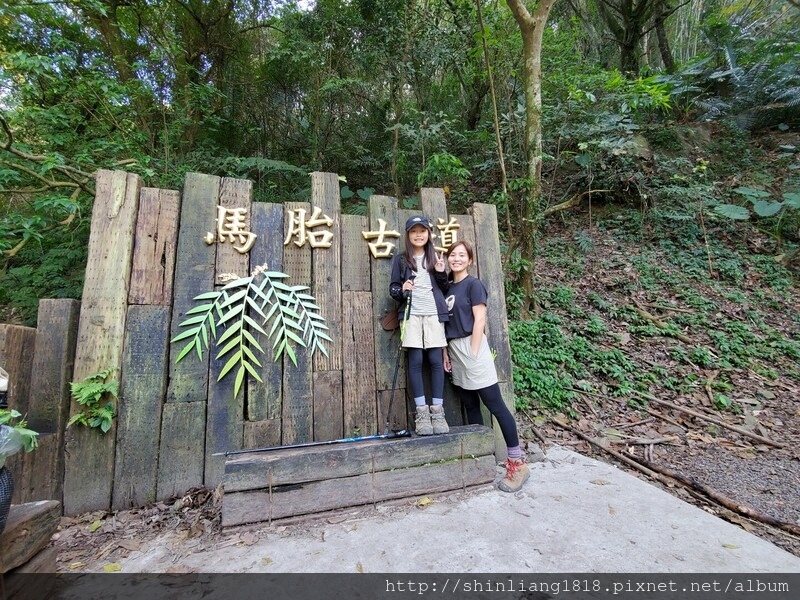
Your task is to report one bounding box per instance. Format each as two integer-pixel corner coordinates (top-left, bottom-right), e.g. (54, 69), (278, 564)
(402, 314), (447, 349)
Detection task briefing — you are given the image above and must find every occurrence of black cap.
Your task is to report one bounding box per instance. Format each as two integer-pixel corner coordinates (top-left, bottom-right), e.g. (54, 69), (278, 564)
(405, 216), (432, 231)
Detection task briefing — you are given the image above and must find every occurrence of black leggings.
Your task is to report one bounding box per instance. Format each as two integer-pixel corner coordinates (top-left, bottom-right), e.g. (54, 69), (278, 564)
(458, 384), (519, 448)
(407, 347), (444, 400)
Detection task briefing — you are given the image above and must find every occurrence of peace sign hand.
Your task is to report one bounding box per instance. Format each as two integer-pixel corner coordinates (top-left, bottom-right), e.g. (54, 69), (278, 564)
(434, 251), (446, 272)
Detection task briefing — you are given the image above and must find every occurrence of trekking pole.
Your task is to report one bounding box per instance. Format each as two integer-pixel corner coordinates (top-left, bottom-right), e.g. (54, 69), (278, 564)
(384, 278), (414, 435)
(214, 428), (411, 456)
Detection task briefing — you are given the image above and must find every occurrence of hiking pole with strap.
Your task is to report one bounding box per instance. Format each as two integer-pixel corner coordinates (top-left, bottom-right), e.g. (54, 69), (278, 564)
(384, 276), (414, 435)
(214, 428), (411, 456)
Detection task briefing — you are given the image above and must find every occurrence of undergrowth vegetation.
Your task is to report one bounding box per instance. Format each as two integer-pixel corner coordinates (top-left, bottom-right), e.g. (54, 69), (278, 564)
(509, 200), (799, 417)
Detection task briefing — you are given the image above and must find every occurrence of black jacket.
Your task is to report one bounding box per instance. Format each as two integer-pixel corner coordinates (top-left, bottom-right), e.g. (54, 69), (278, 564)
(389, 252), (450, 322)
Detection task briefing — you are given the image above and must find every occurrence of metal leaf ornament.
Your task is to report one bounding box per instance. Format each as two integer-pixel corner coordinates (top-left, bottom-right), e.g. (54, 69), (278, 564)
(171, 264), (331, 398)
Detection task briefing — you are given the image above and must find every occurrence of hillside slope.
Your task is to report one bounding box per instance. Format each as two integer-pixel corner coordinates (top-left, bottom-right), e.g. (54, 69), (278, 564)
(511, 187), (799, 556)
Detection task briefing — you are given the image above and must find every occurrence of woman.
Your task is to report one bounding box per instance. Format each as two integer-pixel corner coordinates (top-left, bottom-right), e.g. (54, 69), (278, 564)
(389, 216), (450, 435)
(441, 240), (529, 492)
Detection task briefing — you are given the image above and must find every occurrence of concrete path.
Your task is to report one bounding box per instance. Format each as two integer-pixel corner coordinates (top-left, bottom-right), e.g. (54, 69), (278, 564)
(97, 446), (800, 573)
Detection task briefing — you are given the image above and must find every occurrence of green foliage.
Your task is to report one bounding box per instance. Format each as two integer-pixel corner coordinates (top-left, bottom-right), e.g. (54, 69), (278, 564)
(538, 285), (576, 310)
(0, 409), (39, 456)
(68, 369), (119, 433)
(417, 152), (471, 188)
(172, 266), (331, 399)
(510, 317), (578, 411)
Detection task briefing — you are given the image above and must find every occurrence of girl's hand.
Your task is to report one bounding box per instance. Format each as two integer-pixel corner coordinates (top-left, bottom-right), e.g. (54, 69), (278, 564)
(434, 251), (446, 272)
(443, 353), (452, 373)
(402, 279), (415, 294)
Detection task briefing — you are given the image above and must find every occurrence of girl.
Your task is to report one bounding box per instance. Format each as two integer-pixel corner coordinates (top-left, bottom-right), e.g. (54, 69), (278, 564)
(389, 216), (449, 435)
(440, 241), (529, 492)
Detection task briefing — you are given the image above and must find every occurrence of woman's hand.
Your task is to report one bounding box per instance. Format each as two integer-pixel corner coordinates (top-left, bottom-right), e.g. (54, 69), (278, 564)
(434, 251), (446, 272)
(443, 348), (452, 373)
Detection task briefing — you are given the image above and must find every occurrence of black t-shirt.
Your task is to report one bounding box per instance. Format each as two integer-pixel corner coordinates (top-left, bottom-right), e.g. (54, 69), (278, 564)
(443, 275), (488, 339)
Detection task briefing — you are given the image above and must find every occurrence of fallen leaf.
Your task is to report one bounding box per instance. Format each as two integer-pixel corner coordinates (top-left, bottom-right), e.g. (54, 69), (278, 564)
(117, 540), (142, 552)
(356, 562), (364, 573)
(722, 543), (741, 550)
(608, 505), (617, 516)
(240, 532), (258, 546)
(88, 520), (103, 533)
(602, 428), (626, 440)
(261, 556), (273, 565)
(416, 496), (431, 507)
(590, 479), (611, 486)
(69, 562), (87, 570)
(103, 563), (122, 572)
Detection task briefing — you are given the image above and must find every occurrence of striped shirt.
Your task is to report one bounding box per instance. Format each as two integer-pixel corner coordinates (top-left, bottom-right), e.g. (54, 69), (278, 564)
(410, 256), (438, 316)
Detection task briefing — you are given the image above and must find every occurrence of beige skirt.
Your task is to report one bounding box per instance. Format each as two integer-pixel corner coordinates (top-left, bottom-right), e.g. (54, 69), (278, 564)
(448, 334), (497, 390)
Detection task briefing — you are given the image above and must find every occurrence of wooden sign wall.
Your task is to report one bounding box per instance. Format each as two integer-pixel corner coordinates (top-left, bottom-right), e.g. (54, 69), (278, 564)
(41, 169), (514, 515)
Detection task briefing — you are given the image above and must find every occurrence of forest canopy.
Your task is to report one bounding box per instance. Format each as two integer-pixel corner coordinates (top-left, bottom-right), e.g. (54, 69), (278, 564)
(0, 0), (798, 323)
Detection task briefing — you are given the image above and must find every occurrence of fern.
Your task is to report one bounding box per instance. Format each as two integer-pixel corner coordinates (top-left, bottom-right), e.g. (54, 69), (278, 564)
(68, 369), (119, 433)
(172, 265), (330, 398)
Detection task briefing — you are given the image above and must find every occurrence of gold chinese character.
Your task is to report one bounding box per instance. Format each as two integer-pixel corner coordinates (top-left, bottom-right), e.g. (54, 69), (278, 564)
(435, 217), (460, 252)
(205, 206), (257, 253)
(362, 219), (401, 258)
(284, 206), (334, 248)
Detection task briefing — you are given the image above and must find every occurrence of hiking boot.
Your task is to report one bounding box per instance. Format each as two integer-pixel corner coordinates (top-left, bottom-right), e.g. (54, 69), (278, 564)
(415, 405), (434, 436)
(430, 405), (449, 434)
(498, 458), (530, 493)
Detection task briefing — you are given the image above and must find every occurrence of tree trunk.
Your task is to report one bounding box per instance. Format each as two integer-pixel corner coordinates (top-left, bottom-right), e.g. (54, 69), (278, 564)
(655, 3), (676, 73)
(505, 0), (555, 318)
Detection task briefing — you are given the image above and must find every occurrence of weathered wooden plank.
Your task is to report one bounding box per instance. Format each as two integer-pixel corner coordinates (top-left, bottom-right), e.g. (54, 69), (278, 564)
(12, 434), (57, 504)
(222, 454), (495, 526)
(281, 352), (313, 445)
(471, 202), (512, 384)
(281, 202), (313, 445)
(203, 178), (252, 487)
(14, 342), (71, 504)
(156, 401), (206, 500)
(342, 291), (378, 437)
(450, 213), (478, 276)
(313, 370), (343, 442)
(129, 187), (180, 305)
(246, 202), (283, 423)
(26, 299), (80, 434)
(368, 195), (401, 392)
(310, 172), (342, 372)
(224, 424), (494, 492)
(215, 177), (252, 280)
(0, 500), (60, 573)
(0, 325), (36, 418)
(112, 305), (169, 510)
(243, 419), (281, 449)
(166, 172), (219, 404)
(419, 187), (449, 246)
(6, 544), (57, 574)
(205, 341), (244, 489)
(282, 201), (313, 284)
(159, 174), (219, 500)
(64, 169), (140, 516)
(341, 215), (371, 291)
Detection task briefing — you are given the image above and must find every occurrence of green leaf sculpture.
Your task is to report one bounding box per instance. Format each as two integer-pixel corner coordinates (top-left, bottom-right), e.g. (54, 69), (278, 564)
(171, 266), (331, 398)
